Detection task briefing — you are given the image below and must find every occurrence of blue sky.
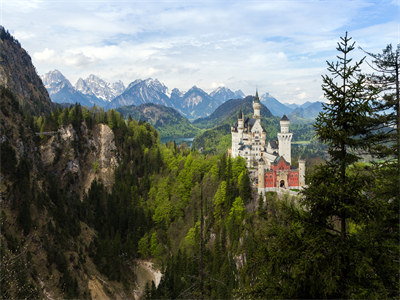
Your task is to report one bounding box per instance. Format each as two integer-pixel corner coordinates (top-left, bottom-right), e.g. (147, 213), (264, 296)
(1, 0), (399, 104)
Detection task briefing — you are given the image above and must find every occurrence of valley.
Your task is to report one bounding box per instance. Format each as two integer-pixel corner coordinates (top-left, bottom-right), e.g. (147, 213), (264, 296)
(1, 24), (398, 300)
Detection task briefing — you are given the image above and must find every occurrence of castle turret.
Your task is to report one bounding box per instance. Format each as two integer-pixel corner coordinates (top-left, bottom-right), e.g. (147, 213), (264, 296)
(299, 159), (306, 187)
(238, 109), (244, 132)
(253, 90), (261, 119)
(277, 114), (293, 163)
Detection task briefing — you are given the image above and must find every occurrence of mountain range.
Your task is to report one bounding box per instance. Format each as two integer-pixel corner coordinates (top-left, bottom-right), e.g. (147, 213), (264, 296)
(41, 69), (324, 120)
(41, 70), (246, 119)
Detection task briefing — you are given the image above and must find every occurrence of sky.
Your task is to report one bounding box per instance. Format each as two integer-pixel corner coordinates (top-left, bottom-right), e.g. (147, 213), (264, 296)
(1, 0), (399, 104)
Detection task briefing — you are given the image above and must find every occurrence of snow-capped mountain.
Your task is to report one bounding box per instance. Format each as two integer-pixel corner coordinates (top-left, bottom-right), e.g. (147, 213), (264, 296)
(41, 70), (105, 107)
(209, 87), (245, 104)
(75, 74), (125, 102)
(107, 78), (172, 109)
(41, 69), (323, 120)
(41, 69), (73, 95)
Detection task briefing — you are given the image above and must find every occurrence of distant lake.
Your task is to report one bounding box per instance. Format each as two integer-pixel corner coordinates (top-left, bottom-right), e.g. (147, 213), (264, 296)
(161, 137), (195, 147)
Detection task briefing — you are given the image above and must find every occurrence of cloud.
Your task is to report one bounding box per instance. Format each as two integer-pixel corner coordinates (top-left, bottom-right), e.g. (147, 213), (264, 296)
(33, 48), (56, 62)
(3, 0), (399, 104)
(34, 48), (97, 68)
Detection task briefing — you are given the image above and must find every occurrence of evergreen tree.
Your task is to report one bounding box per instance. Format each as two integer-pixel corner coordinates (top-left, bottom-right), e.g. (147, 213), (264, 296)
(362, 44), (400, 193)
(301, 33), (393, 297)
(312, 32), (376, 241)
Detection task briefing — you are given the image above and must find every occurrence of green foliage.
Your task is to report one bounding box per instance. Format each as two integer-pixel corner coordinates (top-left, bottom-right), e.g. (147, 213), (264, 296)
(238, 171), (251, 203)
(117, 103), (200, 139)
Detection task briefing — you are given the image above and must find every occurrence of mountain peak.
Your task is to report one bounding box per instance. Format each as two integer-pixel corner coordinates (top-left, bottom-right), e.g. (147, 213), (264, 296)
(74, 74), (125, 102)
(42, 69), (73, 90)
(210, 86), (244, 104)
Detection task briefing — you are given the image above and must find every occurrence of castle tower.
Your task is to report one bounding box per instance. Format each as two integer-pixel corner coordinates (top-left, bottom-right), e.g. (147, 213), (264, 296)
(299, 159), (306, 186)
(258, 158), (265, 193)
(277, 115), (293, 163)
(253, 90), (261, 119)
(238, 109), (244, 133)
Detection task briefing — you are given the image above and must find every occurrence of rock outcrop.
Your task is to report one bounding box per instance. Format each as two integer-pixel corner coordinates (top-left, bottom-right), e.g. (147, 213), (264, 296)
(41, 123), (118, 197)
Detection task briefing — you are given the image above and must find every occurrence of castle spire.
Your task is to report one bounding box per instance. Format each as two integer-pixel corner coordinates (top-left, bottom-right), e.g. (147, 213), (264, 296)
(254, 89), (260, 103)
(253, 88), (261, 119)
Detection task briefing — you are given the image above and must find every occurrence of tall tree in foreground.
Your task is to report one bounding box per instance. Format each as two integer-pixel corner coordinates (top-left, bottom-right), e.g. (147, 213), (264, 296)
(302, 32), (396, 297)
(313, 32), (376, 239)
(362, 44), (400, 194)
(239, 33), (396, 298)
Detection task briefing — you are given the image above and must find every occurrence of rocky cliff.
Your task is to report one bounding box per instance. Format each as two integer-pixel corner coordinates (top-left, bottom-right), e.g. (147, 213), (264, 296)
(0, 26), (53, 115)
(40, 123), (118, 197)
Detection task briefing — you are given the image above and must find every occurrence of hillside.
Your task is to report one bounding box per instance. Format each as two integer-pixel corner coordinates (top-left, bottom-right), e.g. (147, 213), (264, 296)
(116, 103), (200, 138)
(289, 101), (324, 120)
(193, 96), (273, 129)
(0, 26), (53, 115)
(2, 27), (397, 300)
(192, 124), (232, 154)
(260, 92), (294, 116)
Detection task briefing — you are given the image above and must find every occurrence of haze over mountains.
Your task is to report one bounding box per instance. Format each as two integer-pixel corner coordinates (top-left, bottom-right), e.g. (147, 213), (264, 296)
(41, 69), (323, 120)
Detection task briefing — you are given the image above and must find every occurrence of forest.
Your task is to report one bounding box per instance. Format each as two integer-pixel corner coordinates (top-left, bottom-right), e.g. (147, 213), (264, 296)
(0, 30), (399, 299)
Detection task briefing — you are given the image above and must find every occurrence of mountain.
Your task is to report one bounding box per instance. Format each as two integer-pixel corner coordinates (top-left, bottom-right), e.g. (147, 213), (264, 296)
(116, 103), (200, 138)
(42, 70), (106, 107)
(178, 86), (220, 119)
(289, 101), (324, 120)
(107, 78), (171, 109)
(209, 87), (245, 104)
(260, 92), (294, 117)
(284, 102), (299, 110)
(75, 74), (125, 102)
(0, 26), (53, 115)
(193, 95), (273, 129)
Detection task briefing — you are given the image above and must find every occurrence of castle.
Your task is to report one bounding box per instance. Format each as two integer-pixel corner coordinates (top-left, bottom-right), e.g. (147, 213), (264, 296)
(230, 91), (305, 193)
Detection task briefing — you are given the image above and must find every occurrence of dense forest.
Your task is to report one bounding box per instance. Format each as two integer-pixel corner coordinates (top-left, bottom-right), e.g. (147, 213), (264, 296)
(1, 27), (399, 299)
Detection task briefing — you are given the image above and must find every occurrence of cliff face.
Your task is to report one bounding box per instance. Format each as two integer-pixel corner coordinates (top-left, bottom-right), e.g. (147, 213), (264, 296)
(0, 28), (126, 299)
(0, 26), (53, 115)
(41, 123), (118, 197)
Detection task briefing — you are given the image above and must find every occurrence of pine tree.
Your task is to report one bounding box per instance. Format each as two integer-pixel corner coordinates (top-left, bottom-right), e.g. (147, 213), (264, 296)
(312, 32), (376, 240)
(362, 44), (400, 194)
(300, 33), (392, 297)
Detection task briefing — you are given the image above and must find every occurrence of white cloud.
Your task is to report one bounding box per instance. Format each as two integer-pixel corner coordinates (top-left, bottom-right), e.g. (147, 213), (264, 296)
(2, 0), (399, 104)
(211, 82), (225, 89)
(33, 48), (56, 62)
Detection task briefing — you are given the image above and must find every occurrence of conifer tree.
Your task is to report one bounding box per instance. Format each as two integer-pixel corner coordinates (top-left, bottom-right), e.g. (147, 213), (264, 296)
(300, 32), (391, 297)
(362, 44), (400, 194)
(311, 32), (376, 240)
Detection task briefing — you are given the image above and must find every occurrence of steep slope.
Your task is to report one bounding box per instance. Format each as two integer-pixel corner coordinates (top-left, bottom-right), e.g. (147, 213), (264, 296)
(108, 78), (171, 109)
(0, 29), (143, 299)
(260, 92), (294, 116)
(116, 103), (200, 138)
(75, 74), (125, 102)
(192, 95), (273, 129)
(42, 70), (106, 107)
(0, 26), (53, 115)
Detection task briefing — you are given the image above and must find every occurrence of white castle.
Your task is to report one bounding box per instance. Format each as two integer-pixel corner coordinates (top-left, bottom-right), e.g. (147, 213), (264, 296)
(230, 91), (305, 192)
